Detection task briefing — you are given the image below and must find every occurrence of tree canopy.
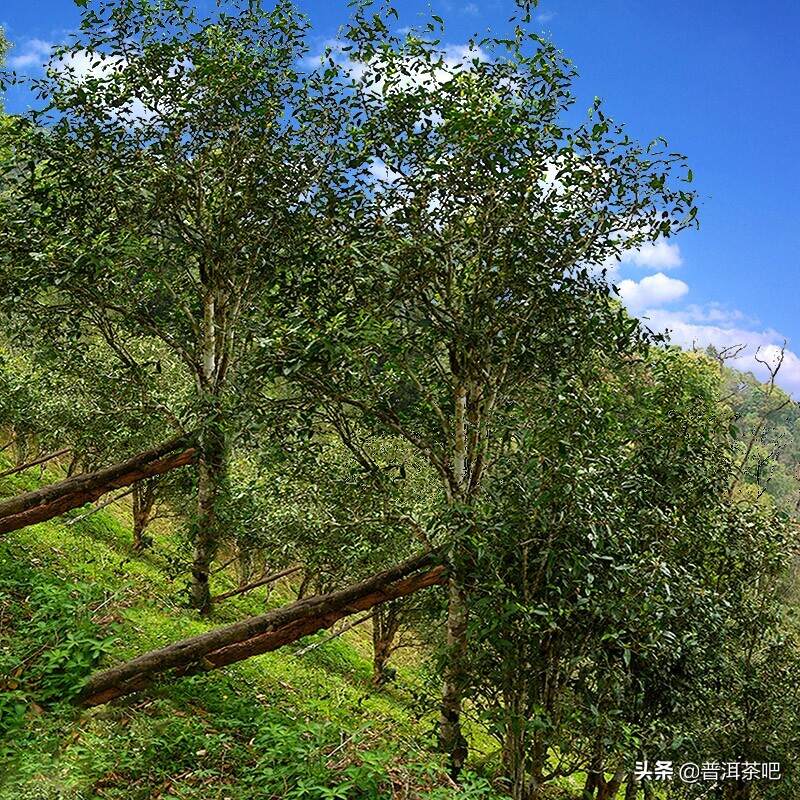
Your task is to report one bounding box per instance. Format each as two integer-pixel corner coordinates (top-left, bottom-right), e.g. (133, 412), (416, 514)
(0, 3), (797, 799)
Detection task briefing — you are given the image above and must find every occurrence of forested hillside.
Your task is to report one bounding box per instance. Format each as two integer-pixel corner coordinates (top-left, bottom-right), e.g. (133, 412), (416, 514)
(1, 2), (799, 799)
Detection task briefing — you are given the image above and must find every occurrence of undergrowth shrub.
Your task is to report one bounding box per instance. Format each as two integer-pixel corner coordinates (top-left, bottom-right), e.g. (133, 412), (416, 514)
(0, 545), (117, 743)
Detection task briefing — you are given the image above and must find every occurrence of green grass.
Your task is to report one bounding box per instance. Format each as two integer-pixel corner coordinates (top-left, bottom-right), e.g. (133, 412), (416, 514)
(0, 457), (505, 799)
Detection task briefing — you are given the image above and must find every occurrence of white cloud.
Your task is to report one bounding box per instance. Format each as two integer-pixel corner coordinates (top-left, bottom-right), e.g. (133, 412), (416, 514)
(640, 308), (800, 396)
(53, 49), (116, 81)
(8, 38), (52, 70)
(617, 273), (688, 312)
(620, 239), (683, 270)
(463, 3), (480, 15)
(50, 50), (193, 125)
(303, 39), (488, 95)
(656, 302), (749, 326)
(536, 11), (556, 23)
(49, 50), (154, 124)
(397, 43), (489, 92)
(368, 158), (403, 186)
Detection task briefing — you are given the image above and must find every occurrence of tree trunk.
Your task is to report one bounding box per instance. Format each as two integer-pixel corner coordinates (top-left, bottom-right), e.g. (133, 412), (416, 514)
(598, 768), (626, 800)
(190, 425), (227, 614)
(236, 543), (254, 587)
(0, 436), (195, 536)
(624, 774), (638, 800)
(724, 783), (752, 800)
(439, 381), (470, 778)
(212, 565), (302, 604)
(503, 717), (528, 800)
(372, 601), (402, 685)
(76, 550), (445, 707)
(132, 479), (157, 551)
(439, 572), (469, 779)
(583, 747), (604, 800)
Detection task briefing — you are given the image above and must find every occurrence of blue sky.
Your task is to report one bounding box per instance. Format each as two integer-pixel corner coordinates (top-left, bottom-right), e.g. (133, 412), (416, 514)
(2, 0), (799, 391)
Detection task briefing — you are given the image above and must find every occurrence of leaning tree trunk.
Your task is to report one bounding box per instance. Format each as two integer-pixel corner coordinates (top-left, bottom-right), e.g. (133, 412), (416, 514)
(623, 773), (638, 800)
(77, 550), (445, 706)
(190, 424), (227, 614)
(0, 436), (195, 536)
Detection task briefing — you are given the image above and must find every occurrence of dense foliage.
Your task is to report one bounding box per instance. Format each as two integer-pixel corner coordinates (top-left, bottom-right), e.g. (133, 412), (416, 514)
(0, 3), (797, 799)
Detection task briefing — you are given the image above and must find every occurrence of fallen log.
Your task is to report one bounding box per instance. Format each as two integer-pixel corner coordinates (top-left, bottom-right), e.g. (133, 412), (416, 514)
(0, 436), (196, 536)
(294, 611), (375, 657)
(65, 487), (137, 527)
(211, 565), (303, 603)
(77, 550), (446, 707)
(0, 447), (71, 479)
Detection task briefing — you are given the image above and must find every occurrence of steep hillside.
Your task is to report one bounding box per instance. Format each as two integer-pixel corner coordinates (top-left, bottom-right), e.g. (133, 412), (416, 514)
(0, 458), (500, 799)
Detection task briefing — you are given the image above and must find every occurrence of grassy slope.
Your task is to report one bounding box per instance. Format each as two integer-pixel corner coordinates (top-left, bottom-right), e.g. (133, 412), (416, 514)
(0, 458), (504, 800)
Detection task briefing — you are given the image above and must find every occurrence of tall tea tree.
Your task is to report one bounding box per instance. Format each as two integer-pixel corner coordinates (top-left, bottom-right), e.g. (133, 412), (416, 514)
(0, 0), (343, 611)
(278, 11), (698, 774)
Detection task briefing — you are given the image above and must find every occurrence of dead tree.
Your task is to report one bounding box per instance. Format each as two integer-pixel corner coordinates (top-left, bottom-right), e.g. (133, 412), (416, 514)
(77, 551), (445, 707)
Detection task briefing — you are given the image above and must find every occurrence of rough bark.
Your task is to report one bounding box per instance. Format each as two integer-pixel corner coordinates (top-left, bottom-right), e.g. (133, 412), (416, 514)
(439, 571), (469, 779)
(439, 382), (470, 778)
(0, 437), (196, 536)
(190, 426), (227, 614)
(187, 284), (231, 615)
(77, 551), (445, 707)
